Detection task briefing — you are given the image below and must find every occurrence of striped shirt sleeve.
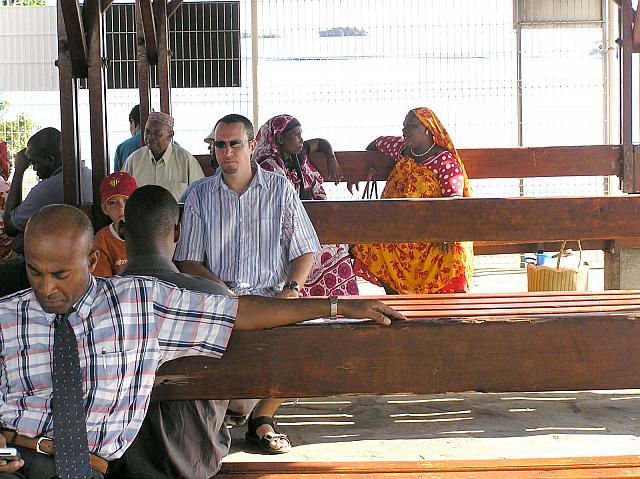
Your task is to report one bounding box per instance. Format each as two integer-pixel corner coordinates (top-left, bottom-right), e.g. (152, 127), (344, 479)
(175, 193), (207, 262)
(284, 184), (321, 261)
(152, 279), (238, 364)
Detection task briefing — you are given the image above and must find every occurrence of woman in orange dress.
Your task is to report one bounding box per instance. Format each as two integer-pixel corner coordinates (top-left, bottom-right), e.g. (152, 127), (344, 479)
(352, 107), (473, 294)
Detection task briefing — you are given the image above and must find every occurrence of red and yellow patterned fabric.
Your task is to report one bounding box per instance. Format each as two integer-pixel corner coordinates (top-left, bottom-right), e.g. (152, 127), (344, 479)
(352, 107), (473, 294)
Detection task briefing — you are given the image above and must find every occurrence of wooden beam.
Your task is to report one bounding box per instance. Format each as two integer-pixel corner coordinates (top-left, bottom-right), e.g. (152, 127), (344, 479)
(154, 0), (171, 113)
(57, 1), (81, 206)
(303, 196), (640, 244)
(333, 145), (622, 181)
(138, 0), (158, 64)
(166, 0), (182, 18)
(633, 6), (640, 51)
(59, 0), (88, 78)
(217, 456), (640, 479)
(473, 240), (615, 255)
(153, 311), (640, 400)
(621, 0), (637, 192)
(135, 0), (151, 140)
(196, 145), (622, 182)
(85, 0), (110, 226)
(101, 0), (114, 13)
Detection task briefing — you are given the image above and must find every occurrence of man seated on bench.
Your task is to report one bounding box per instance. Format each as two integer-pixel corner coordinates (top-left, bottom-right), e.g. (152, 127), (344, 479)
(0, 128), (92, 297)
(107, 184), (234, 479)
(175, 114), (319, 454)
(0, 204), (403, 479)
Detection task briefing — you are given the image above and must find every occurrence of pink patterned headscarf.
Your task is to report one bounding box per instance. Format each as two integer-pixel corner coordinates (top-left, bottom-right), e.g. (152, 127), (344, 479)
(251, 114), (300, 166)
(0, 142), (8, 181)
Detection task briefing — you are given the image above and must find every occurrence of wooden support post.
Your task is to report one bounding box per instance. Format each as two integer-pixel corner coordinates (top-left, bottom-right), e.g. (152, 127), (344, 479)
(84, 0), (110, 224)
(57, 0), (81, 206)
(135, 0), (152, 142)
(621, 0), (637, 192)
(59, 0), (89, 78)
(166, 0), (182, 18)
(154, 0), (171, 114)
(101, 0), (114, 13)
(138, 0), (158, 64)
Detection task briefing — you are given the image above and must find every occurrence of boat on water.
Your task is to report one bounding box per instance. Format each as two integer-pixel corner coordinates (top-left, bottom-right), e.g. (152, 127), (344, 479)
(319, 27), (367, 37)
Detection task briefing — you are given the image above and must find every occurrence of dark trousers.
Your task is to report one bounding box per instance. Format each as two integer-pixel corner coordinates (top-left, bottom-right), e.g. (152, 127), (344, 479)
(0, 446), (104, 479)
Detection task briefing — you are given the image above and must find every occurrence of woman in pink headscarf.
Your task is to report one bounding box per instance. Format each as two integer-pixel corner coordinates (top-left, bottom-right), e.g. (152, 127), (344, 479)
(0, 141), (14, 261)
(253, 114), (359, 296)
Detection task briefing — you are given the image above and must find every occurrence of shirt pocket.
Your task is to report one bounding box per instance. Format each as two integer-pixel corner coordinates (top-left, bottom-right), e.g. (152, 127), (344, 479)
(87, 348), (140, 417)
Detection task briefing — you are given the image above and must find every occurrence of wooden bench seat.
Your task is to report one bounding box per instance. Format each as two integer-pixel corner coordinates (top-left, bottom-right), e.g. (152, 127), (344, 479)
(216, 456), (640, 478)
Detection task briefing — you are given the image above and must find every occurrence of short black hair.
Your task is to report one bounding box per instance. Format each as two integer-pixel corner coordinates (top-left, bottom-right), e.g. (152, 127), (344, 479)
(124, 185), (178, 244)
(214, 114), (254, 140)
(129, 105), (141, 127)
(27, 127), (62, 167)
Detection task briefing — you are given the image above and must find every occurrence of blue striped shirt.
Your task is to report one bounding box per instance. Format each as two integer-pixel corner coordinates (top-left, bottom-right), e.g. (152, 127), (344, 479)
(175, 168), (320, 297)
(0, 275), (237, 460)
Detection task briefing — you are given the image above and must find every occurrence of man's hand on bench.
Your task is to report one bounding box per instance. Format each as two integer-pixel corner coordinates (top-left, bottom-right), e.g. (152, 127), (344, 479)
(338, 298), (407, 326)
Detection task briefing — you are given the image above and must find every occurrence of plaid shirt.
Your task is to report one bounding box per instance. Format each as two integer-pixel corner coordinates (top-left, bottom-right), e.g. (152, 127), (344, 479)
(0, 275), (237, 460)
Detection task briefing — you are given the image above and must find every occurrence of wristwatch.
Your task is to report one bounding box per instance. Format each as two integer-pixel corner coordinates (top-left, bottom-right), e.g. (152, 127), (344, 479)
(283, 281), (299, 292)
(329, 295), (338, 320)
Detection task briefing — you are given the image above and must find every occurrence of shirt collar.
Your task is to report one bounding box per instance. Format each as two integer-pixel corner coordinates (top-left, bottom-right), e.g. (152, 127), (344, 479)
(73, 275), (97, 321)
(214, 166), (269, 193)
(148, 142), (173, 164)
(121, 254), (179, 274)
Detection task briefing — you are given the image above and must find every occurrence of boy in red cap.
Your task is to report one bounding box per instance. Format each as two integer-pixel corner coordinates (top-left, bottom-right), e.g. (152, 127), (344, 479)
(93, 171), (137, 276)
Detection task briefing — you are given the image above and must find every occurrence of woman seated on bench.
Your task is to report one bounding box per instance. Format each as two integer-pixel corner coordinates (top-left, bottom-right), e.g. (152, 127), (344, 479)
(352, 107), (473, 294)
(252, 114), (359, 296)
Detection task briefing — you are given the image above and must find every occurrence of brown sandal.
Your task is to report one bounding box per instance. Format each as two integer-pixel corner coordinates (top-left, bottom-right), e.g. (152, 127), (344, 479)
(245, 415), (292, 454)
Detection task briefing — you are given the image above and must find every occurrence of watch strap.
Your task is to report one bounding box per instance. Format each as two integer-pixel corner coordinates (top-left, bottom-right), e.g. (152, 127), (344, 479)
(329, 296), (338, 320)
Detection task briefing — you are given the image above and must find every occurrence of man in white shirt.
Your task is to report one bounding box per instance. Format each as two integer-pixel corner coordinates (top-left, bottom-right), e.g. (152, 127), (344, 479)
(175, 114), (320, 454)
(122, 112), (204, 200)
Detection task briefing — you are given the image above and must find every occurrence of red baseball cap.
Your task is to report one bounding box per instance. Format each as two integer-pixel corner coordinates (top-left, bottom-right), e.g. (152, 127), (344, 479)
(99, 172), (137, 204)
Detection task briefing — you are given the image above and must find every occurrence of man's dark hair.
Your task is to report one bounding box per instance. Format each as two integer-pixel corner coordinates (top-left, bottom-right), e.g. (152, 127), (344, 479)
(129, 105), (141, 127)
(27, 127), (62, 167)
(214, 114), (254, 140)
(124, 185), (178, 244)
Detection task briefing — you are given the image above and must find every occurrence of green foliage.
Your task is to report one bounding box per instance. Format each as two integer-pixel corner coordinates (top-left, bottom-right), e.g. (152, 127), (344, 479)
(1, 0), (46, 5)
(0, 103), (38, 159)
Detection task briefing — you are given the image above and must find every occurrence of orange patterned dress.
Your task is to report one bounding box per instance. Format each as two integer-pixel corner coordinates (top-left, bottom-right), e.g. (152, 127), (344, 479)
(352, 112), (473, 294)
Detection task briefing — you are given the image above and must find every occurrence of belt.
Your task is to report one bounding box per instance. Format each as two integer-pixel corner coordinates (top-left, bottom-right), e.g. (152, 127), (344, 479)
(1, 430), (108, 475)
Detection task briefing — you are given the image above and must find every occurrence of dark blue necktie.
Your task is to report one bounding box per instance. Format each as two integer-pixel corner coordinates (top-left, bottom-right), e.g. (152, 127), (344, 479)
(53, 312), (92, 479)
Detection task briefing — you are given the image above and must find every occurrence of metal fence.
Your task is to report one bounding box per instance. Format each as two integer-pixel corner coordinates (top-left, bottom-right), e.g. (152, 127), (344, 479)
(0, 0), (618, 273)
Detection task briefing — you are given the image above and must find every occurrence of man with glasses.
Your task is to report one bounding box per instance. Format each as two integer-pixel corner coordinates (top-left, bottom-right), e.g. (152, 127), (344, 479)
(122, 111), (204, 200)
(175, 114), (320, 455)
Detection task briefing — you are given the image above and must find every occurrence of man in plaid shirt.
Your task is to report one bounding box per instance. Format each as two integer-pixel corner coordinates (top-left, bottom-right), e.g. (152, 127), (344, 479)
(0, 204), (402, 478)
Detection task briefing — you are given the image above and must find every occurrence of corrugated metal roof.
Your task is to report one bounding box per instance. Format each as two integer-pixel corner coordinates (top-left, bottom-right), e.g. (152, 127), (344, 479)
(0, 6), (58, 91)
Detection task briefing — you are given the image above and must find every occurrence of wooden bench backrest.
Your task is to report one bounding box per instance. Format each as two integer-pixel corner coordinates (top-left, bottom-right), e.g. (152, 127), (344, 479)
(153, 291), (640, 401)
(195, 145), (622, 182)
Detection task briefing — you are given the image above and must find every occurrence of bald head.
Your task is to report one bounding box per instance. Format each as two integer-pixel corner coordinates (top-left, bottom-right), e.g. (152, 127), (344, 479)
(26, 204), (94, 254)
(24, 205), (98, 314)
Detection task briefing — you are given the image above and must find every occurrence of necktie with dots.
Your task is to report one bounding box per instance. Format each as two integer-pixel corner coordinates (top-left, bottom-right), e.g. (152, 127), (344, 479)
(53, 312), (92, 479)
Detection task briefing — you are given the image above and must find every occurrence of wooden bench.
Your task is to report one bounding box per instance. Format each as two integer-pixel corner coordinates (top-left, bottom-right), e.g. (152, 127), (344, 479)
(215, 456), (640, 478)
(153, 291), (640, 478)
(195, 144), (635, 255)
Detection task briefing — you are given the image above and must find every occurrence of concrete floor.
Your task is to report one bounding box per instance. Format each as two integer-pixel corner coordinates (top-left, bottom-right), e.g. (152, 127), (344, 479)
(226, 391), (640, 462)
